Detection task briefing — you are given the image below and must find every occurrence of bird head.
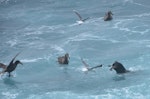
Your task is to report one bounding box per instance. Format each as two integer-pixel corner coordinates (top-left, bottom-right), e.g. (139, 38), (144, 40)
(15, 60), (23, 65)
(108, 11), (113, 15)
(65, 53), (70, 59)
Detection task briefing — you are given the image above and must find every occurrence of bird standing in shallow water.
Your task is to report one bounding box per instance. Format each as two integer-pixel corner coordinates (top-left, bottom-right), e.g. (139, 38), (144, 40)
(0, 53), (23, 77)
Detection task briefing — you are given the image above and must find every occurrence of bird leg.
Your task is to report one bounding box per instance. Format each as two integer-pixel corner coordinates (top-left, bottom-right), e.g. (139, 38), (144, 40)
(8, 73), (13, 77)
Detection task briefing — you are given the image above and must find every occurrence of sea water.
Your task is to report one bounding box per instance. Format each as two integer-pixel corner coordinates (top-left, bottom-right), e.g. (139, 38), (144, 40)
(0, 0), (150, 99)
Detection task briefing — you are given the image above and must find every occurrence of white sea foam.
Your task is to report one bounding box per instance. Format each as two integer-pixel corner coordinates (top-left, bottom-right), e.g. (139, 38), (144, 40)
(51, 45), (65, 53)
(66, 33), (100, 42)
(21, 58), (43, 63)
(133, 13), (150, 18)
(0, 0), (10, 4)
(6, 39), (18, 47)
(25, 31), (43, 36)
(133, 2), (150, 8)
(113, 19), (133, 29)
(112, 19), (150, 35)
(2, 92), (19, 99)
(27, 91), (102, 99)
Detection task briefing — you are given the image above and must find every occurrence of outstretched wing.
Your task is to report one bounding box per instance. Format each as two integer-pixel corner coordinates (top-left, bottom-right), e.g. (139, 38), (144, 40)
(0, 63), (7, 69)
(81, 58), (89, 69)
(89, 64), (102, 71)
(8, 52), (21, 67)
(82, 17), (90, 21)
(73, 10), (83, 21)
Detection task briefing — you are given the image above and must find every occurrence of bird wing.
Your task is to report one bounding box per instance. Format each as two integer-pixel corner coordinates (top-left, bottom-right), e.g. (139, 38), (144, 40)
(82, 17), (90, 21)
(0, 63), (7, 69)
(81, 58), (89, 69)
(7, 52), (21, 68)
(89, 64), (102, 70)
(58, 56), (65, 63)
(73, 10), (83, 21)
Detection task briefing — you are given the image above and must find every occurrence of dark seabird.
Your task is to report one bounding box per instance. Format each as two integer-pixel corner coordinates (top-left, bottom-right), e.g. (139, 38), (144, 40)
(73, 10), (90, 24)
(109, 61), (130, 74)
(81, 58), (102, 72)
(0, 53), (23, 77)
(104, 11), (113, 21)
(58, 53), (70, 64)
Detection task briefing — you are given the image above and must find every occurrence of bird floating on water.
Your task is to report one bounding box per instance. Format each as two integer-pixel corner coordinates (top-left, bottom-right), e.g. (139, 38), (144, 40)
(57, 53), (70, 65)
(73, 10), (90, 24)
(104, 11), (113, 21)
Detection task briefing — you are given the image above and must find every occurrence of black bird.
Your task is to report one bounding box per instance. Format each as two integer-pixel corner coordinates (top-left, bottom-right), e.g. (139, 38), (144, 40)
(73, 10), (90, 24)
(109, 61), (130, 74)
(81, 58), (102, 72)
(104, 11), (113, 21)
(58, 53), (70, 64)
(0, 53), (23, 77)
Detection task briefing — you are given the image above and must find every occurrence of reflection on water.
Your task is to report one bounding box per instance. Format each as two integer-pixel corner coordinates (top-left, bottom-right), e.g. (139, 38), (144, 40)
(3, 77), (21, 88)
(112, 74), (126, 81)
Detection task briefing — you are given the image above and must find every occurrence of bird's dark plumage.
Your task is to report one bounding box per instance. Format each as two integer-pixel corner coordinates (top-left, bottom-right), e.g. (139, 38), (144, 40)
(0, 53), (23, 77)
(104, 11), (113, 21)
(58, 53), (70, 64)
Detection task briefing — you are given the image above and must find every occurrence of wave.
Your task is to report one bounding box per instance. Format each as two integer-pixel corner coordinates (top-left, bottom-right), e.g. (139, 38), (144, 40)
(6, 39), (18, 47)
(112, 19), (149, 35)
(51, 45), (65, 54)
(2, 92), (19, 99)
(20, 58), (43, 63)
(131, 13), (150, 18)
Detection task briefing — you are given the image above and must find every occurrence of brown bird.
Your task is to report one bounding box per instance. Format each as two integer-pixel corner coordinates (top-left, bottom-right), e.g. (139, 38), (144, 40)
(104, 11), (113, 21)
(57, 53), (70, 64)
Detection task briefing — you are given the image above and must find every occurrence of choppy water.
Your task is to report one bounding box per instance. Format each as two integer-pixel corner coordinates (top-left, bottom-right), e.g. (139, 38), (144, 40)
(0, 0), (150, 99)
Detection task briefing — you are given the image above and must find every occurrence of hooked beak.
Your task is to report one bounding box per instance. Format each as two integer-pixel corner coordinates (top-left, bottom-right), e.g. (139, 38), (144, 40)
(19, 62), (23, 65)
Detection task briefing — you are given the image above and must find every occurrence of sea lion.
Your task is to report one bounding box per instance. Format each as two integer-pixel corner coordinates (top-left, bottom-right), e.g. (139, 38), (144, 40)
(110, 61), (130, 74)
